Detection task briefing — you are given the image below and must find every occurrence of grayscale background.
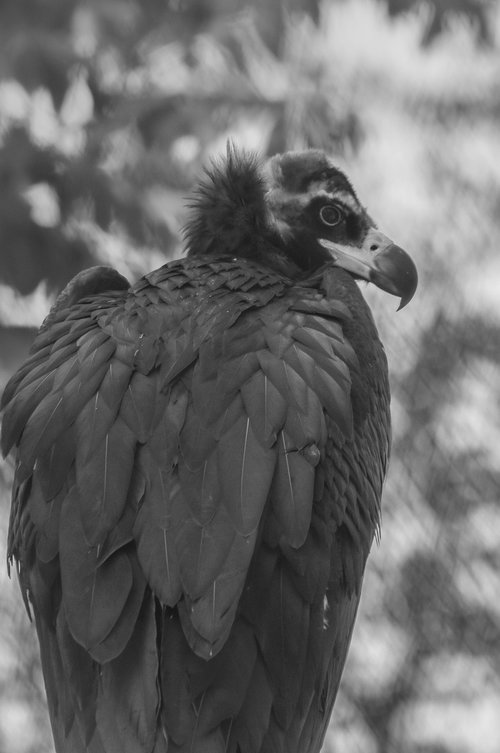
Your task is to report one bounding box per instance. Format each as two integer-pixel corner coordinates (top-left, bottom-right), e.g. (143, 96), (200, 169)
(0, 1), (499, 751)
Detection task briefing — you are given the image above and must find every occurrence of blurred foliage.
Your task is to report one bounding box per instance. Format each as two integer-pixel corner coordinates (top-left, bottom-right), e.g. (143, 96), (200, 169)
(0, 0), (332, 298)
(1, 0), (500, 752)
(381, 0), (494, 45)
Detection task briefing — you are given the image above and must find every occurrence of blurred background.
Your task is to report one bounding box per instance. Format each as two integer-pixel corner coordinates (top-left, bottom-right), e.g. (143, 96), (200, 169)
(0, 0), (499, 751)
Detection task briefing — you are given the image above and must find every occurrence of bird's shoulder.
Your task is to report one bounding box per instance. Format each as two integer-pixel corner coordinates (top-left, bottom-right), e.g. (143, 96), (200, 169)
(0, 257), (373, 468)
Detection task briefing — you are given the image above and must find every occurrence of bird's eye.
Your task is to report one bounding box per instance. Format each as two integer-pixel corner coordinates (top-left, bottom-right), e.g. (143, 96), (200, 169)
(319, 205), (343, 227)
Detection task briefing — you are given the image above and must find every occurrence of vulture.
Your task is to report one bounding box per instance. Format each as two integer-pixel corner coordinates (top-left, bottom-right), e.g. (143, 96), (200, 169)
(1, 147), (417, 753)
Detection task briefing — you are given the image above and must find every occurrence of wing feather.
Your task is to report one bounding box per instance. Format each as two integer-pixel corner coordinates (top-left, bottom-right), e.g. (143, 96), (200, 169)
(283, 346), (352, 438)
(133, 462), (183, 606)
(271, 431), (315, 548)
(218, 415), (276, 535)
(179, 411), (217, 473)
(28, 474), (66, 563)
(178, 452), (219, 525)
(197, 622), (257, 731)
(59, 493), (133, 653)
(55, 608), (98, 744)
(95, 593), (163, 753)
(229, 657), (274, 753)
(120, 372), (165, 442)
(36, 425), (76, 500)
(17, 392), (66, 470)
(240, 372), (287, 449)
(175, 505), (236, 599)
(1, 370), (56, 453)
(89, 553), (147, 664)
(76, 360), (134, 461)
(256, 351), (308, 413)
(186, 526), (258, 651)
(76, 415), (137, 545)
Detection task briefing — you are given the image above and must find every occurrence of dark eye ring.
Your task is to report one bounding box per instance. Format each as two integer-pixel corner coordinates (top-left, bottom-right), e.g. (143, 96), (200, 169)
(319, 205), (343, 227)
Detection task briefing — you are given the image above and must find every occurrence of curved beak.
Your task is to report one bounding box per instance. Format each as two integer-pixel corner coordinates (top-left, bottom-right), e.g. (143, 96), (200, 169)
(319, 229), (418, 310)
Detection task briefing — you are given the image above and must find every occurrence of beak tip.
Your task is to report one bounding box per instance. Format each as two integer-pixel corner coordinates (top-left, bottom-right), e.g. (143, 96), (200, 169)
(397, 277), (418, 311)
(372, 244), (418, 310)
(397, 296), (409, 312)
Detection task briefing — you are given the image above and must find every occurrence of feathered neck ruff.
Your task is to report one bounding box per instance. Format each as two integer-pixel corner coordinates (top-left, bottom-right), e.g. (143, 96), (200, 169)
(183, 145), (272, 259)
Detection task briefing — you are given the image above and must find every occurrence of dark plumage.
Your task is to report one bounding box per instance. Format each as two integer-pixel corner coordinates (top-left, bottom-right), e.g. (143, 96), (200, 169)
(1, 146), (417, 753)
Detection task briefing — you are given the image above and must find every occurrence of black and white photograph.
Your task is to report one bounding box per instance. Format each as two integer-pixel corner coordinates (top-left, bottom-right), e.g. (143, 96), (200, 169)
(0, 1), (498, 752)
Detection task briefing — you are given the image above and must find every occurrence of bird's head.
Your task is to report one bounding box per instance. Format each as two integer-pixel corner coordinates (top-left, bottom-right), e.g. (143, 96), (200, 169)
(184, 146), (417, 308)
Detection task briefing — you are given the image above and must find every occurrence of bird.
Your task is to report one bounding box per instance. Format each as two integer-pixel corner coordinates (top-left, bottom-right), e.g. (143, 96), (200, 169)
(1, 146), (417, 753)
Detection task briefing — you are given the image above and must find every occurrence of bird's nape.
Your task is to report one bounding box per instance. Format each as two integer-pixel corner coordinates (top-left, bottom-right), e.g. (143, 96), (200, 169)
(184, 145), (269, 258)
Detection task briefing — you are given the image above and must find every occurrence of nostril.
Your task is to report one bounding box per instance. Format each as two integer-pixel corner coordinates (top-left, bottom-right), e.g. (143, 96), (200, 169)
(370, 244), (379, 251)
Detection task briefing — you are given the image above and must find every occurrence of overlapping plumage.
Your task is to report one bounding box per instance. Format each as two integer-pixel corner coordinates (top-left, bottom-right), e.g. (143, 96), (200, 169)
(2, 146), (417, 753)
